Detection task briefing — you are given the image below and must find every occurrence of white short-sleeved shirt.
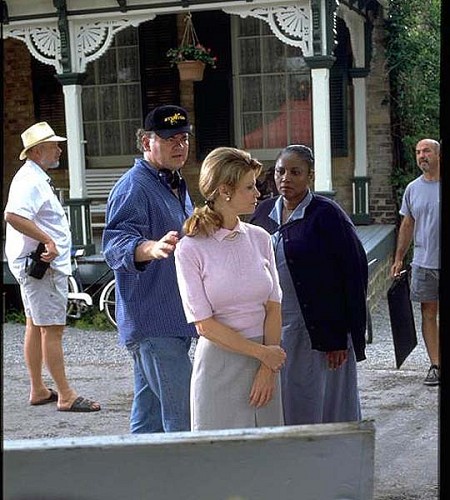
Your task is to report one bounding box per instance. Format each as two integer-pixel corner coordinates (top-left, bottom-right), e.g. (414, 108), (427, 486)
(4, 160), (72, 280)
(400, 175), (440, 269)
(175, 220), (282, 339)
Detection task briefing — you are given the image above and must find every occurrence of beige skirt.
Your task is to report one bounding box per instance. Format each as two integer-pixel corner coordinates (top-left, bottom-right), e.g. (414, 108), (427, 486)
(191, 336), (284, 431)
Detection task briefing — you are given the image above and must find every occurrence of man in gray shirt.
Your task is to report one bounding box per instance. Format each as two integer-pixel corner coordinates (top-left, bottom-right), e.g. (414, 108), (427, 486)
(391, 138), (440, 385)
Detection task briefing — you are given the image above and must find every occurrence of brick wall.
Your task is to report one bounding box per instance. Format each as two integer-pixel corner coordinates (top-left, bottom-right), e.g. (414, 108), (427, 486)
(3, 38), (35, 207)
(365, 14), (398, 225)
(368, 254), (393, 312)
(318, 11), (398, 225)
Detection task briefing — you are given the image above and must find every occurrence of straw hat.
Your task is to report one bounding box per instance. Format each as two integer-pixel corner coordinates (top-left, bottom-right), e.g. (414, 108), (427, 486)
(19, 122), (67, 160)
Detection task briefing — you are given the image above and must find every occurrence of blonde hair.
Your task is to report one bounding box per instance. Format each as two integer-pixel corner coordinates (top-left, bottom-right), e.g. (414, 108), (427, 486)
(184, 147), (262, 237)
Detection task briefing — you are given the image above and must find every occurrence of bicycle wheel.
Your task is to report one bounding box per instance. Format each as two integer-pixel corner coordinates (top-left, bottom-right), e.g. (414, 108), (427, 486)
(67, 276), (79, 318)
(99, 279), (117, 328)
(68, 275), (79, 294)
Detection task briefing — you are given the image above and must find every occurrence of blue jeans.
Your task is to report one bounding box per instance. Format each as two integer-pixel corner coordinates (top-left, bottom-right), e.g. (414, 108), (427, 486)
(127, 337), (192, 433)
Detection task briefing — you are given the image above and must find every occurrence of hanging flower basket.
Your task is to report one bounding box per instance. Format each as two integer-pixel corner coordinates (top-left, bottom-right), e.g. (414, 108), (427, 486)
(176, 60), (206, 82)
(166, 13), (217, 82)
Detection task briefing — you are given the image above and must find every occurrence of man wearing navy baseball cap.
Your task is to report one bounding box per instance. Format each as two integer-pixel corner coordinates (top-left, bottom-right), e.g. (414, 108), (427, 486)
(103, 105), (197, 433)
(144, 104), (192, 139)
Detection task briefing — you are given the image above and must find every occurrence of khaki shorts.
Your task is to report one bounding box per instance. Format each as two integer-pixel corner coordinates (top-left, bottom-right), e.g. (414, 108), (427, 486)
(410, 266), (439, 303)
(19, 269), (68, 326)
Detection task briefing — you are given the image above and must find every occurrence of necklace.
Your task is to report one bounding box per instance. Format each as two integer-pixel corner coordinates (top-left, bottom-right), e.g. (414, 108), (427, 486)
(283, 206), (296, 215)
(282, 206), (295, 223)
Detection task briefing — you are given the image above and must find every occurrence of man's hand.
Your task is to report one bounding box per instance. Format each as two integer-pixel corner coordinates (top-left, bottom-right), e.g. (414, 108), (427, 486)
(3, 213), (56, 260)
(136, 231), (180, 262)
(41, 240), (59, 262)
(150, 231), (179, 260)
(390, 261), (403, 278)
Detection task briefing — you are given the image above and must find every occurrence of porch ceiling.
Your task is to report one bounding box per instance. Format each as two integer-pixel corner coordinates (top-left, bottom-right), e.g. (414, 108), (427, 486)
(2, 0), (300, 23)
(2, 0), (383, 24)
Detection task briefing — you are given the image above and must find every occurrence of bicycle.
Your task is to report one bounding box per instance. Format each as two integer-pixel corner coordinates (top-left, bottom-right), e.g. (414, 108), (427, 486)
(67, 249), (117, 328)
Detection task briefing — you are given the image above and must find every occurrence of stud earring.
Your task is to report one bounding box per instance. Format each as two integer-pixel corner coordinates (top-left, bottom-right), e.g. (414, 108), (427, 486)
(225, 196), (231, 201)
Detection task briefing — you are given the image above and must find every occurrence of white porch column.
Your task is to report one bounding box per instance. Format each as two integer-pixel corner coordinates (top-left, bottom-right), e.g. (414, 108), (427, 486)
(353, 78), (368, 177)
(351, 76), (371, 224)
(57, 74), (94, 253)
(311, 67), (334, 194)
(62, 84), (87, 199)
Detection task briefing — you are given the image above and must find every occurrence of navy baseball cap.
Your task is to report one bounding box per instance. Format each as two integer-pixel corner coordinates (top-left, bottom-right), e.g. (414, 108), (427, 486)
(144, 105), (192, 139)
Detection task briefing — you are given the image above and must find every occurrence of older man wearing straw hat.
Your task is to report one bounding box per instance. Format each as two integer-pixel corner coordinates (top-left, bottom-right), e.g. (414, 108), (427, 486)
(4, 122), (101, 412)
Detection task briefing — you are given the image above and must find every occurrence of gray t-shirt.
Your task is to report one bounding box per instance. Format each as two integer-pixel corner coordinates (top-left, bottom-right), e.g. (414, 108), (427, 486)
(400, 175), (440, 269)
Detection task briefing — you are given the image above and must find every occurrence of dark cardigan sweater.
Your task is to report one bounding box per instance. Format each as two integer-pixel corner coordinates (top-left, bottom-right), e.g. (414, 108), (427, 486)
(250, 194), (368, 362)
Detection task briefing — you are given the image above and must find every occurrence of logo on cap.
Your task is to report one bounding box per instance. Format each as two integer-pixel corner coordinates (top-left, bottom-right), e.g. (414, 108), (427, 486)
(164, 113), (186, 126)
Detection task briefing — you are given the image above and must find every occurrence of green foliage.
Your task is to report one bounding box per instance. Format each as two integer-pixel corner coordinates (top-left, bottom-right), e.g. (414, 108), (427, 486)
(166, 44), (217, 68)
(4, 306), (114, 331)
(4, 308), (26, 324)
(66, 306), (115, 331)
(385, 0), (441, 207)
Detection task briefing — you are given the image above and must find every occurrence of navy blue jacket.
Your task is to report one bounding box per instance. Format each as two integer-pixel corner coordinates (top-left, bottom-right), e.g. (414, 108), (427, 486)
(250, 194), (367, 362)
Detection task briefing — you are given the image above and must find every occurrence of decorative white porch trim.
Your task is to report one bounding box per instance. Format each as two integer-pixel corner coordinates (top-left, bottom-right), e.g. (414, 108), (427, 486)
(3, 15), (155, 74)
(338, 4), (365, 68)
(70, 16), (155, 73)
(224, 3), (313, 56)
(4, 24), (62, 73)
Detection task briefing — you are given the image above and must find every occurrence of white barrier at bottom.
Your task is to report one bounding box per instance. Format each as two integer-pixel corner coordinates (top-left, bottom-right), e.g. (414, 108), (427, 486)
(3, 420), (375, 500)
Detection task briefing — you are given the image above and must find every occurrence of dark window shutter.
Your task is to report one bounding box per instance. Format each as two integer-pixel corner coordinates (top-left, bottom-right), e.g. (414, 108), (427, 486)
(31, 58), (68, 169)
(139, 15), (179, 116)
(330, 69), (348, 156)
(193, 11), (233, 161)
(330, 18), (352, 157)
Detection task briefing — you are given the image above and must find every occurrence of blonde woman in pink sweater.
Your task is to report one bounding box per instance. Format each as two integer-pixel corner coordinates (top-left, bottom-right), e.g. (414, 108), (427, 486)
(175, 147), (286, 431)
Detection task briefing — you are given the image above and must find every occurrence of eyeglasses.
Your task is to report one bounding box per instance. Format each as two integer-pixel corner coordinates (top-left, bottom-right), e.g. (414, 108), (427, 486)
(148, 132), (189, 146)
(159, 134), (189, 146)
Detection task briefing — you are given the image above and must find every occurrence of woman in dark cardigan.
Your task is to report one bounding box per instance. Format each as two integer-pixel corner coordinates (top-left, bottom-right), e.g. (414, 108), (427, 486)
(250, 145), (368, 425)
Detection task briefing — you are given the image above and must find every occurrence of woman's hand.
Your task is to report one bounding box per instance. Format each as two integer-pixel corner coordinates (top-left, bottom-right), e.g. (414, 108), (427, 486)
(326, 350), (348, 370)
(249, 365), (275, 408)
(258, 344), (286, 372)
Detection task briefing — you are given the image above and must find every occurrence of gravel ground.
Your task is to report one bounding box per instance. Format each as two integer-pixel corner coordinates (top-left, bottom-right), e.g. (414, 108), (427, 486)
(2, 298), (439, 500)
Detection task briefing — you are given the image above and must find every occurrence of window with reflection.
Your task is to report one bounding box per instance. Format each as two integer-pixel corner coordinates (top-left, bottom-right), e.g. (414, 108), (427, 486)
(82, 27), (142, 165)
(233, 17), (312, 152)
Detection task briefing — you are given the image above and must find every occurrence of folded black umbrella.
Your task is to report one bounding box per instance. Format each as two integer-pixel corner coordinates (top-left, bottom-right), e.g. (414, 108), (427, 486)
(387, 270), (417, 369)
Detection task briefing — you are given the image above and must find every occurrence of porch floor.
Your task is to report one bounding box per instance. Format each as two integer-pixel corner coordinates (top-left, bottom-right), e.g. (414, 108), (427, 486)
(3, 224), (396, 287)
